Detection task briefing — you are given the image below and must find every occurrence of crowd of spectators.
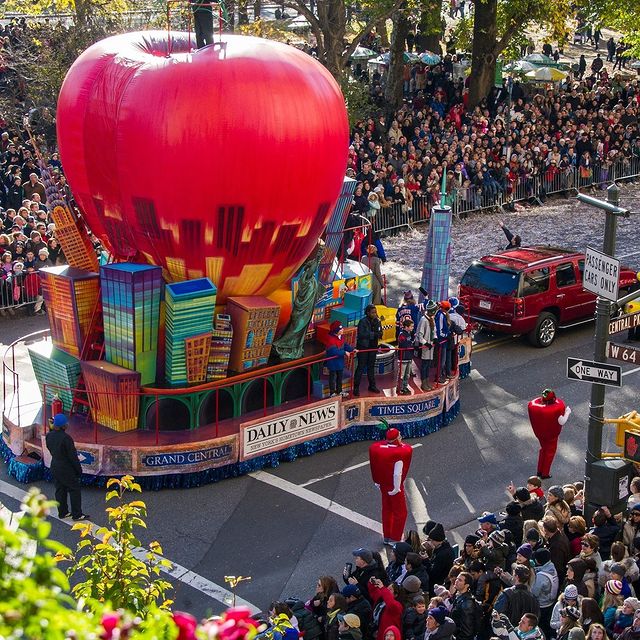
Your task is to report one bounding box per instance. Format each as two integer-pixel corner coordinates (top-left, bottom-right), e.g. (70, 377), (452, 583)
(346, 57), (640, 224)
(0, 128), (74, 315)
(256, 475), (640, 640)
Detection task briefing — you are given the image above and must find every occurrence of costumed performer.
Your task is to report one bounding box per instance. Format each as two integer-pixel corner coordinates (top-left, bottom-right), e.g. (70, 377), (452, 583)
(527, 389), (571, 479)
(369, 421), (413, 544)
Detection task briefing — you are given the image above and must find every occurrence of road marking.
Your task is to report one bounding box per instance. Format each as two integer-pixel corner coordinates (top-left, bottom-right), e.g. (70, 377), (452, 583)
(622, 366), (640, 377)
(300, 443), (423, 487)
(405, 477), (429, 530)
(250, 470), (383, 534)
(472, 336), (515, 353)
(453, 482), (476, 515)
(0, 479), (259, 613)
(618, 251), (640, 259)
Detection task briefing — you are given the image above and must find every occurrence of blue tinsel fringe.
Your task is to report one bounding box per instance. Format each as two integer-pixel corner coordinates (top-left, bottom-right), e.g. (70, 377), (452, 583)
(2, 400), (460, 490)
(459, 362), (471, 379)
(1, 438), (45, 484)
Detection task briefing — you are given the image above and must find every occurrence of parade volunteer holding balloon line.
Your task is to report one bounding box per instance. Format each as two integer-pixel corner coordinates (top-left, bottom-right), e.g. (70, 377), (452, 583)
(56, 32), (349, 303)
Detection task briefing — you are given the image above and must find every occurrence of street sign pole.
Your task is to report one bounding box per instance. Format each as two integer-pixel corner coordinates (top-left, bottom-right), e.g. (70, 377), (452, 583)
(576, 184), (630, 518)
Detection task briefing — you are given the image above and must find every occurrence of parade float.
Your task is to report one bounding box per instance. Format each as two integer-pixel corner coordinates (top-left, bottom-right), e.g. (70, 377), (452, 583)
(1, 29), (471, 488)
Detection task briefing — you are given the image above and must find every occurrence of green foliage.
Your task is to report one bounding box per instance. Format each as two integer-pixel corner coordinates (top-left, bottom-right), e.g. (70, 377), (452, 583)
(451, 15), (473, 54)
(582, 0), (640, 57)
(339, 75), (374, 128)
(2, 0), (132, 17)
(0, 489), (100, 639)
(65, 475), (174, 616)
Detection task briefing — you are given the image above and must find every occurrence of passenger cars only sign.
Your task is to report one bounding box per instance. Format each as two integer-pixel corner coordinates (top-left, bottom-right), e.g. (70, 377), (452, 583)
(583, 247), (620, 302)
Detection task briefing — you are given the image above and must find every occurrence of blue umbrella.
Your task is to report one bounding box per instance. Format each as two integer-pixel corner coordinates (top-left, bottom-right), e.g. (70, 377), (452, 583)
(420, 51), (441, 65)
(381, 52), (421, 64)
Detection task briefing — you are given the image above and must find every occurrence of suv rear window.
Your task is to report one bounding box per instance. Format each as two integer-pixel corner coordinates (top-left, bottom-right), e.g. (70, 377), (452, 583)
(461, 264), (520, 295)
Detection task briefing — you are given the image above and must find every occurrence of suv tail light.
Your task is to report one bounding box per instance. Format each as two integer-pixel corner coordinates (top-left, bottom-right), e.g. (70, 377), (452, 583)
(514, 298), (524, 317)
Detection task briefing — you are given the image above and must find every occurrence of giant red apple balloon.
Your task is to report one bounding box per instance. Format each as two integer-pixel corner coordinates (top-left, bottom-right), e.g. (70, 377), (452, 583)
(57, 31), (348, 300)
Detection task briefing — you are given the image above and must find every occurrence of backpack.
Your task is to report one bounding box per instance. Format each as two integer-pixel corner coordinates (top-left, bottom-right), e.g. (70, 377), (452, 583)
(538, 570), (559, 602)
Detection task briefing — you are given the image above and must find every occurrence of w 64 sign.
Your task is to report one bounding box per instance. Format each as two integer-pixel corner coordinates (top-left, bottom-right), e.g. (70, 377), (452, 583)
(607, 341), (640, 364)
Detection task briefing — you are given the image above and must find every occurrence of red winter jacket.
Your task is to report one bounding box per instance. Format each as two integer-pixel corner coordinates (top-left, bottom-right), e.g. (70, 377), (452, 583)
(368, 583), (403, 640)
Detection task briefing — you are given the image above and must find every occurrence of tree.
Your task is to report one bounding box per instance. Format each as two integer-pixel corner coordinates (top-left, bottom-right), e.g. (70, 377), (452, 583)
(468, 0), (571, 106)
(417, 0), (444, 53)
(64, 475), (174, 616)
(385, 9), (409, 109)
(282, 0), (405, 78)
(3, 0), (132, 29)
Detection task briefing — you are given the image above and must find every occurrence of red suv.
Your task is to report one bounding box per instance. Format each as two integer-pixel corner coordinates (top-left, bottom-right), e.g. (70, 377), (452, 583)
(458, 246), (638, 347)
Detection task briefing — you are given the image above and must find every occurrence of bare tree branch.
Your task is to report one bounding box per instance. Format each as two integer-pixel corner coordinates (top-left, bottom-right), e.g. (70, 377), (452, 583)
(283, 0), (325, 53)
(341, 0), (404, 66)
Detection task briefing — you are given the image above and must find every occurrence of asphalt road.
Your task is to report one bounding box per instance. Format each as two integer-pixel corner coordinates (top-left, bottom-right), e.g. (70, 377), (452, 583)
(1, 311), (639, 618)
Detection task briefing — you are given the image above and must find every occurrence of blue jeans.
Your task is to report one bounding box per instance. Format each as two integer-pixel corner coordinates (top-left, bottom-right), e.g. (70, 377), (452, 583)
(399, 359), (412, 390)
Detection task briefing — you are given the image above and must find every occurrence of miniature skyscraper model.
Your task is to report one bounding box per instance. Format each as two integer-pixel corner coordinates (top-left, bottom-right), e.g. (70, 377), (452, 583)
(420, 170), (452, 302)
(101, 264), (162, 385)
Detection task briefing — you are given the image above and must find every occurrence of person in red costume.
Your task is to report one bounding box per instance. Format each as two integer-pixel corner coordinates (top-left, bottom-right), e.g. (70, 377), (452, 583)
(528, 389), (571, 480)
(369, 423), (413, 544)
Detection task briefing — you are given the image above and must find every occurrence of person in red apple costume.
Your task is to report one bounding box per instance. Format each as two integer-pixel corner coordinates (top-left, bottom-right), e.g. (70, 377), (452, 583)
(527, 389), (571, 480)
(369, 422), (413, 545)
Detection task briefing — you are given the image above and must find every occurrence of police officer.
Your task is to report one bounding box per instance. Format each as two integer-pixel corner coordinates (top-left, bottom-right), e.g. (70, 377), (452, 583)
(45, 413), (88, 520)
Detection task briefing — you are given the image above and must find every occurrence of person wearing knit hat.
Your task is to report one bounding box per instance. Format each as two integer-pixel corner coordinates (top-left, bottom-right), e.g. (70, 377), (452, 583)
(533, 547), (551, 567)
(368, 420), (413, 544)
(45, 413), (88, 521)
(564, 585), (579, 600)
(427, 606), (447, 626)
(516, 544), (533, 562)
(446, 297), (467, 376)
(606, 579), (624, 595)
(415, 301), (436, 391)
(432, 299), (451, 383)
(426, 605), (456, 640)
(396, 290), (420, 347)
(549, 584), (581, 635)
(428, 522), (446, 542)
(532, 546), (559, 637)
(402, 574), (423, 595)
(501, 501), (524, 547)
(426, 522), (456, 588)
(561, 606), (581, 621)
(387, 541), (412, 583)
(512, 486), (545, 522)
(325, 320), (354, 398)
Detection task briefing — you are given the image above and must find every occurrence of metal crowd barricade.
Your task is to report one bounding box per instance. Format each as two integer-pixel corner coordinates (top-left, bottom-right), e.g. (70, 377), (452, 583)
(368, 155), (640, 234)
(0, 278), (43, 312)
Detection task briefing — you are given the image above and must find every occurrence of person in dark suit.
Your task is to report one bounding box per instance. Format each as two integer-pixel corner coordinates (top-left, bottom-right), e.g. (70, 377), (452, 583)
(45, 413), (88, 521)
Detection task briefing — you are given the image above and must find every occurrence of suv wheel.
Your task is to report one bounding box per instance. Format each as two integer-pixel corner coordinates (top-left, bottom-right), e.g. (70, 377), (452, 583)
(529, 312), (558, 348)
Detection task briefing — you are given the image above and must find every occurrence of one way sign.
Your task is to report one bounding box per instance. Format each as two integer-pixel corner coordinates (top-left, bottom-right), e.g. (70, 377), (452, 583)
(567, 358), (622, 387)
